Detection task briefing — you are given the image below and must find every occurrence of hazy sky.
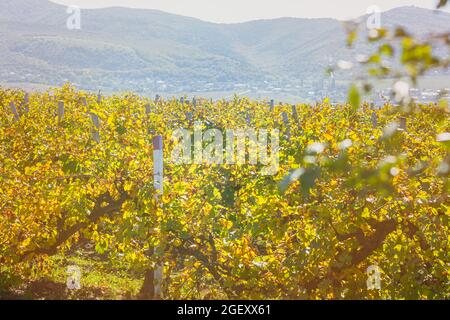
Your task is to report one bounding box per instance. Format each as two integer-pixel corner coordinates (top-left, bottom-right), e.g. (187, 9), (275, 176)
(51, 0), (446, 23)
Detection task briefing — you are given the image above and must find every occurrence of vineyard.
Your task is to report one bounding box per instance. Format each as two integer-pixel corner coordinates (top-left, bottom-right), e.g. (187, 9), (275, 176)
(0, 84), (449, 300)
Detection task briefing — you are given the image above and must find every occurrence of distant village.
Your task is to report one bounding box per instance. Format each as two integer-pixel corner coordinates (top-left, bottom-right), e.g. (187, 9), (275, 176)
(123, 75), (450, 105)
(4, 68), (449, 105)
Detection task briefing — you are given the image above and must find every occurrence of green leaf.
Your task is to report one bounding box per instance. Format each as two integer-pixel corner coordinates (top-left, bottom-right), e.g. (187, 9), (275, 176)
(348, 85), (360, 112)
(437, 0), (448, 9)
(347, 30), (357, 48)
(379, 44), (394, 57)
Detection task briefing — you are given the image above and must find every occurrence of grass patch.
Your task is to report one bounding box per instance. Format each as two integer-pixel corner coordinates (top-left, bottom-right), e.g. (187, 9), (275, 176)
(4, 253), (143, 300)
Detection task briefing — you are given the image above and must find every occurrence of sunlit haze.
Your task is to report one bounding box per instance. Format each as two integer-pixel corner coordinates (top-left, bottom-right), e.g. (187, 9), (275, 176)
(51, 0), (446, 23)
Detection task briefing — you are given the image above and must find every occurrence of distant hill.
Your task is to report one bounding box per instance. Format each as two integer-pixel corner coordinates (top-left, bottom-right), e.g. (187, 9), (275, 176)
(0, 0), (449, 96)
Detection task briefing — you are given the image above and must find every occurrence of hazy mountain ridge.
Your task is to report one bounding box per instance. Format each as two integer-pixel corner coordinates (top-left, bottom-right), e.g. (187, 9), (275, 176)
(1, 0), (449, 95)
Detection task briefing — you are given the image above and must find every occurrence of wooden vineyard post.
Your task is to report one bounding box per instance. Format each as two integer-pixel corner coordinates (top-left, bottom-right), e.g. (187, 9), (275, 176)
(153, 136), (164, 299)
(9, 102), (19, 121)
(58, 101), (65, 124)
(282, 111), (291, 140)
(292, 104), (299, 123)
(81, 96), (88, 107)
(186, 111), (193, 124)
(90, 113), (100, 143)
(193, 97), (197, 108)
(23, 93), (29, 114)
(399, 116), (407, 131)
(145, 104), (153, 135)
(269, 99), (275, 112)
(371, 112), (378, 128)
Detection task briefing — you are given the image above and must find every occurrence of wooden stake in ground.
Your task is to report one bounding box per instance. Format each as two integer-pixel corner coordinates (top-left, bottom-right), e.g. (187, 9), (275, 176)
(81, 96), (88, 107)
(282, 111), (291, 140)
(90, 113), (100, 142)
(292, 104), (299, 123)
(371, 112), (378, 128)
(399, 116), (407, 131)
(145, 104), (151, 115)
(23, 93), (29, 113)
(58, 101), (65, 123)
(269, 99), (275, 112)
(153, 136), (164, 299)
(9, 102), (19, 121)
